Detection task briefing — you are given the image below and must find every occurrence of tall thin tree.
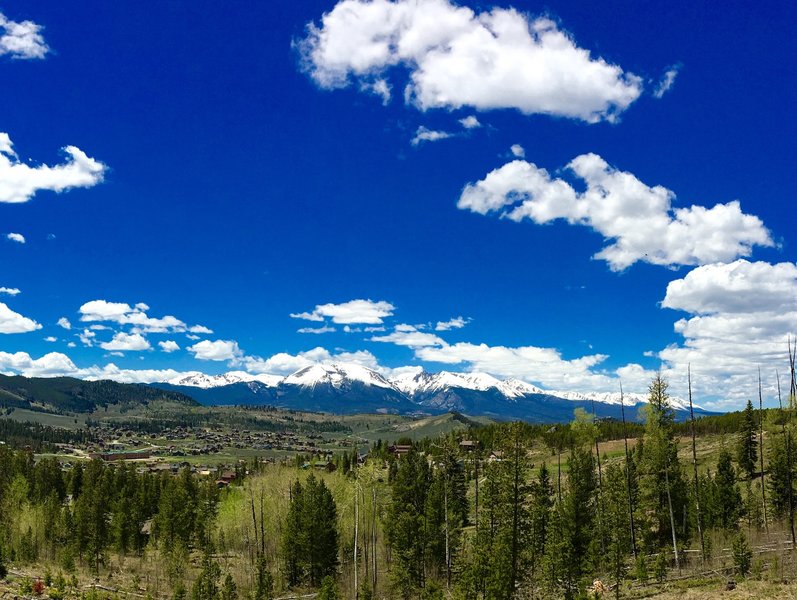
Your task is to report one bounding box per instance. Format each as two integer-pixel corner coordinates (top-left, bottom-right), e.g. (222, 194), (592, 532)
(759, 368), (769, 535)
(687, 366), (705, 563)
(619, 383), (637, 559)
(776, 368), (796, 546)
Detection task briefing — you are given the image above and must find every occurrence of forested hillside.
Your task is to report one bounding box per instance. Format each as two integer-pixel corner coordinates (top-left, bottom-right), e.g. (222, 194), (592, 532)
(0, 374), (198, 413)
(2, 372), (797, 599)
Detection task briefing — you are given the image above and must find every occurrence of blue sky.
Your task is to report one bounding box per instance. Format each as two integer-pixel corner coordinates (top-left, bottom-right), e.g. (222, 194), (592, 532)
(0, 0), (795, 409)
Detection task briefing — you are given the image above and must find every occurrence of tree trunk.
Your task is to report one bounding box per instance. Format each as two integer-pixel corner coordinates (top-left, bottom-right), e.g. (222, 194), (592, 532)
(688, 366), (705, 563)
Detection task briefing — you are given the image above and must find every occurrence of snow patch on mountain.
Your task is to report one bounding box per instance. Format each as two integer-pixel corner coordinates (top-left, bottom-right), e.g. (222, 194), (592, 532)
(282, 363), (397, 391)
(166, 370), (281, 389)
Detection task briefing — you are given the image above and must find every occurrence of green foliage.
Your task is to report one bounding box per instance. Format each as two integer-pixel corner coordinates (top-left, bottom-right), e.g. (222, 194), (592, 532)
(731, 532), (752, 577)
(736, 400), (758, 479)
(633, 555), (648, 584)
(280, 474), (338, 587)
(653, 551), (668, 583)
(191, 548), (221, 600)
(220, 573), (237, 600)
(316, 577), (340, 600)
(254, 554), (273, 600)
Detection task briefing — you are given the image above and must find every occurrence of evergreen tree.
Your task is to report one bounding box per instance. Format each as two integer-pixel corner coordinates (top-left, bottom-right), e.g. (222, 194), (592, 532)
(281, 475), (339, 588)
(387, 450), (431, 598)
(191, 548), (221, 600)
(636, 375), (688, 554)
(736, 400), (758, 480)
(714, 449), (743, 530)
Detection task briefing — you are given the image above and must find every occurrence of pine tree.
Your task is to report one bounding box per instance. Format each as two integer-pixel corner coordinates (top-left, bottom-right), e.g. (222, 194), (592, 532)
(737, 400), (757, 480)
(714, 449), (743, 530)
(387, 449), (431, 598)
(604, 464), (632, 600)
(637, 375), (687, 561)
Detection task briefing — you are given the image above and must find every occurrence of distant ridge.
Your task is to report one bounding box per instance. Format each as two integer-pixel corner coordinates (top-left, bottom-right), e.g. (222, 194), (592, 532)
(0, 373), (198, 414)
(151, 363), (713, 423)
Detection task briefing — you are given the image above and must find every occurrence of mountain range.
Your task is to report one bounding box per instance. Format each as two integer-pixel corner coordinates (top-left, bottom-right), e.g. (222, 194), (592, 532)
(150, 363), (710, 423)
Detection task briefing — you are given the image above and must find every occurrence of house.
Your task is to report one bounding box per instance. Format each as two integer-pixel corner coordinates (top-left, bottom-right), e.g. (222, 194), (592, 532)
(488, 450), (503, 463)
(389, 444), (413, 457)
(459, 440), (479, 452)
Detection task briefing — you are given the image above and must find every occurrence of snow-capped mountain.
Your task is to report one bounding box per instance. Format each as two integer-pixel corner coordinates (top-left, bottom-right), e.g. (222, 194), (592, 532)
(166, 370), (281, 389)
(283, 363), (398, 391)
(152, 364), (712, 420)
(390, 370), (543, 398)
(551, 390), (697, 411)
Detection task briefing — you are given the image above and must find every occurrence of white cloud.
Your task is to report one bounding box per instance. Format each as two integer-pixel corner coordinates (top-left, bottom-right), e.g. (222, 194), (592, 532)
(189, 324), (214, 334)
(653, 65), (680, 99)
(78, 299), (211, 334)
(298, 0), (643, 123)
(188, 339), (242, 362)
(435, 316), (470, 331)
(298, 325), (337, 334)
(159, 340), (180, 353)
(0, 302), (41, 333)
(459, 115), (481, 129)
(57, 317), (72, 329)
(186, 333), (200, 340)
(415, 340), (621, 390)
(44, 336), (57, 342)
(0, 133), (106, 203)
(0, 287), (20, 296)
(371, 324), (447, 348)
(411, 126), (454, 146)
(510, 144), (525, 158)
(0, 11), (48, 59)
(291, 299), (395, 324)
(0, 351), (76, 377)
(100, 332), (151, 352)
(67, 342), (75, 348)
(79, 328), (95, 347)
(6, 232), (25, 244)
(459, 153), (773, 271)
(360, 78), (392, 104)
(645, 260), (797, 408)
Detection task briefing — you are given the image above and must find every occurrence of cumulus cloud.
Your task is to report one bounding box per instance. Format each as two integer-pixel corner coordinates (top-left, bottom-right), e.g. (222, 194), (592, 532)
(188, 339), (242, 362)
(0, 351), (76, 377)
(510, 144), (525, 158)
(0, 133), (106, 203)
(0, 11), (48, 59)
(459, 153), (773, 271)
(298, 325), (337, 334)
(57, 317), (72, 329)
(298, 0), (643, 123)
(0, 302), (41, 333)
(159, 340), (180, 353)
(635, 259), (797, 408)
(411, 126), (454, 146)
(44, 336), (57, 342)
(414, 340), (636, 391)
(435, 316), (470, 331)
(0, 287), (20, 296)
(371, 324), (447, 348)
(291, 299), (395, 324)
(459, 115), (481, 129)
(100, 332), (151, 352)
(653, 65), (680, 99)
(6, 232), (25, 243)
(79, 299), (210, 334)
